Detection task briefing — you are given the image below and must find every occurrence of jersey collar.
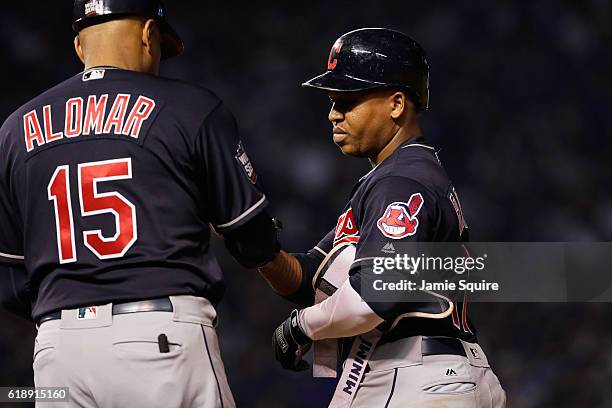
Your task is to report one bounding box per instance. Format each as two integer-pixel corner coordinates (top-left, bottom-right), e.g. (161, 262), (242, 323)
(359, 137), (434, 182)
(400, 137), (435, 151)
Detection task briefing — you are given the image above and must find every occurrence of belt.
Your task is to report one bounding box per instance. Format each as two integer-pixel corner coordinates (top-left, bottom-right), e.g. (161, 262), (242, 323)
(421, 336), (467, 357)
(37, 297), (174, 326)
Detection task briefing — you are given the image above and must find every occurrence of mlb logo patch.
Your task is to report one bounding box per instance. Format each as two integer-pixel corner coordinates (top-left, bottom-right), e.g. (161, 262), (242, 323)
(82, 69), (105, 82)
(78, 307), (98, 320)
(84, 0), (105, 17)
(377, 193), (424, 239)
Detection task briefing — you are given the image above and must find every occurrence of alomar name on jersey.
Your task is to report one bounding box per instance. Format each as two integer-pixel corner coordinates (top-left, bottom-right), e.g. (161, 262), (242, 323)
(22, 93), (156, 152)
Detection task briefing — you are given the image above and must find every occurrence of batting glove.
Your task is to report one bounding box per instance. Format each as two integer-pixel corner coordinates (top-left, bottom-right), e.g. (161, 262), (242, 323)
(272, 309), (312, 371)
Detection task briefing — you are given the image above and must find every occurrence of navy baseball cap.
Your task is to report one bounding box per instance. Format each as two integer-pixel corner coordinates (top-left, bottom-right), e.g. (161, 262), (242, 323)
(72, 0), (184, 59)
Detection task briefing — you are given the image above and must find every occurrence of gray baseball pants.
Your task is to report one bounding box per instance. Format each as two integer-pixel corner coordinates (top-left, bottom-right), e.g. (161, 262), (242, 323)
(351, 336), (506, 407)
(33, 295), (235, 408)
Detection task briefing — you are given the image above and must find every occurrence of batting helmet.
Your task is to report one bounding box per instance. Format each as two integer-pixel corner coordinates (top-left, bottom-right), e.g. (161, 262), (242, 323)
(303, 28), (430, 111)
(72, 0), (184, 60)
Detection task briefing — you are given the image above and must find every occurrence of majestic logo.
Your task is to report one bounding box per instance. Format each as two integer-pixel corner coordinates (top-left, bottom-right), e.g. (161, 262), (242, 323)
(381, 242), (396, 254)
(327, 40), (344, 70)
(84, 0), (105, 17)
(78, 306), (98, 320)
(376, 193), (424, 239)
(235, 141), (257, 184)
(334, 207), (359, 246)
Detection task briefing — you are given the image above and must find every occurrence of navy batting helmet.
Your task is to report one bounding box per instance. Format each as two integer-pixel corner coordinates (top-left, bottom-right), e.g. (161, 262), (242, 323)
(72, 0), (183, 60)
(303, 28), (430, 111)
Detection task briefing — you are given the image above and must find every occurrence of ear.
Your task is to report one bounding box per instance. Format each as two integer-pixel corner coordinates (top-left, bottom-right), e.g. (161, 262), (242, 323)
(389, 92), (407, 120)
(74, 35), (85, 64)
(142, 19), (160, 55)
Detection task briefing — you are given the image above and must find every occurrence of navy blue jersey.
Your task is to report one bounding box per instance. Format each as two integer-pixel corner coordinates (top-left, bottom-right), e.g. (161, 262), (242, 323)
(0, 67), (267, 319)
(296, 139), (475, 343)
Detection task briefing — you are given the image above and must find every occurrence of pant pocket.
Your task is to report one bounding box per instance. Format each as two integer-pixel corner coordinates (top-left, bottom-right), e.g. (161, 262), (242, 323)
(423, 381), (477, 394)
(112, 339), (183, 359)
(33, 344), (56, 370)
(420, 355), (478, 396)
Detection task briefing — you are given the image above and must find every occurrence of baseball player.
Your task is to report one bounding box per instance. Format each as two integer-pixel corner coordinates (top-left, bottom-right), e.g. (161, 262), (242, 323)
(260, 28), (507, 407)
(0, 1), (280, 407)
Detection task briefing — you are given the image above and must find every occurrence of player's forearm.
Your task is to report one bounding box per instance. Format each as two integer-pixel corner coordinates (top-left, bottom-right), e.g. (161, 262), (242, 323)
(299, 280), (384, 340)
(258, 250), (304, 296)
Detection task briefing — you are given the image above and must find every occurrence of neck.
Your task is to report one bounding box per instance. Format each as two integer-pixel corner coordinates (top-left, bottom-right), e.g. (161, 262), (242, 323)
(369, 125), (422, 167)
(84, 59), (136, 73)
(83, 54), (156, 76)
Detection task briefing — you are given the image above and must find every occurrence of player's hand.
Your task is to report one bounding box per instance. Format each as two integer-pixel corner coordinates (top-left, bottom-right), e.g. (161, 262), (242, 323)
(272, 309), (312, 371)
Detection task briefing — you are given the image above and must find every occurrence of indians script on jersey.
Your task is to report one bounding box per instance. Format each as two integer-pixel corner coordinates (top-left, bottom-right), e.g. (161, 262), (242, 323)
(23, 94), (156, 152)
(334, 207), (360, 246)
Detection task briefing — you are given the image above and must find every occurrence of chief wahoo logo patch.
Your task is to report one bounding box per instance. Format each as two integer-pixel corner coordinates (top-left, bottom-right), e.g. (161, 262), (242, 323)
(377, 193), (424, 239)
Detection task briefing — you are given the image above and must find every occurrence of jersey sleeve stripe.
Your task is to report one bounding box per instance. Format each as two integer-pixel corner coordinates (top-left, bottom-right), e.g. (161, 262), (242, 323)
(313, 246), (328, 257)
(351, 257), (377, 265)
(215, 195), (267, 229)
(0, 251), (25, 261)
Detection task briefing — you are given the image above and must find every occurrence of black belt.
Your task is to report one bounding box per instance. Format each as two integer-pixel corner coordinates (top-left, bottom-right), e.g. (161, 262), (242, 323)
(421, 336), (467, 357)
(37, 297), (174, 326)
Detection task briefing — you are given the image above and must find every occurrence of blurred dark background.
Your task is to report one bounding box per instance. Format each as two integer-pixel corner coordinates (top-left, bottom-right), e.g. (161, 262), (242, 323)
(1, 1), (611, 407)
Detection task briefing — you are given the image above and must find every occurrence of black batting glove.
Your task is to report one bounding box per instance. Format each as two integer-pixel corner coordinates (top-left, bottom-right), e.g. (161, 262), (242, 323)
(272, 309), (312, 371)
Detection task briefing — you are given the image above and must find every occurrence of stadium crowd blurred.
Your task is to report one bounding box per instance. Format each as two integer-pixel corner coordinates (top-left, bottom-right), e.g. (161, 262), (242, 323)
(1, 1), (611, 407)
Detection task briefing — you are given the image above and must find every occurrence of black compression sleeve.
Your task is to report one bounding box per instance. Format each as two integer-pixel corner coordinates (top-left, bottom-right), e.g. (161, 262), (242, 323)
(223, 210), (280, 268)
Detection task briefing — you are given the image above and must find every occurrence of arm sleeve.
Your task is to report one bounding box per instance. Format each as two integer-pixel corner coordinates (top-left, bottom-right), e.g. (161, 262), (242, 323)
(0, 263), (31, 319)
(222, 210), (280, 268)
(300, 279), (384, 340)
(0, 119), (25, 265)
(349, 176), (453, 323)
(0, 122), (29, 318)
(195, 103), (268, 232)
(284, 228), (335, 307)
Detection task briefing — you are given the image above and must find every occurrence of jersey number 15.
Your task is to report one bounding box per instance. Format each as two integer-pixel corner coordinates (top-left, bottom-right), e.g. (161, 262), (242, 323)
(47, 158), (137, 264)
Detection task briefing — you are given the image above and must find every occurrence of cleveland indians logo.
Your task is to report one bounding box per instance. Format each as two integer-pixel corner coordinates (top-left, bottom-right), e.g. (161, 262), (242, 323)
(327, 40), (344, 70)
(377, 193), (424, 239)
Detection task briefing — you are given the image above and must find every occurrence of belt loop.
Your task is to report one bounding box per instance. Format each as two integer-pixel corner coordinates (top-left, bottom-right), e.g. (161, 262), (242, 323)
(460, 341), (490, 367)
(170, 295), (217, 326)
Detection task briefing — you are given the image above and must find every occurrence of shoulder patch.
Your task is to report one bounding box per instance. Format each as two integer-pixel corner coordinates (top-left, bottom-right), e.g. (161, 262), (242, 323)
(376, 193), (424, 239)
(235, 141), (257, 184)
